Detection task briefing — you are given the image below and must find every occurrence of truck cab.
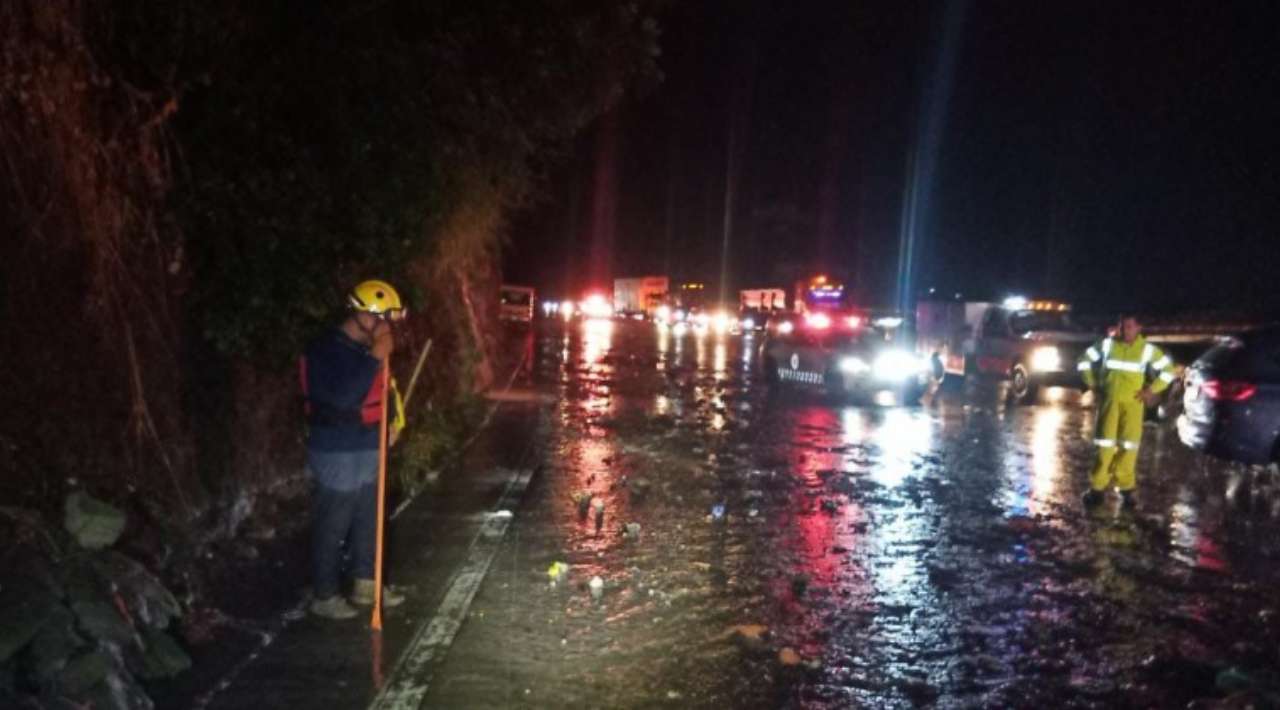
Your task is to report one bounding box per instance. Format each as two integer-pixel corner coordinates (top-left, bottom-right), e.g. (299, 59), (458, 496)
(614, 276), (669, 319)
(792, 274), (853, 315)
(916, 298), (1096, 403)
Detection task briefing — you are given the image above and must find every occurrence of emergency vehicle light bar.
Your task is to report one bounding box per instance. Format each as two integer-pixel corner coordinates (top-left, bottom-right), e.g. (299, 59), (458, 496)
(1003, 296), (1070, 312)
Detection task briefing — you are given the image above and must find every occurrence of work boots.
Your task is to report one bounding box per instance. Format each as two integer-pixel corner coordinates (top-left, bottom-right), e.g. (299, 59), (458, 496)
(1119, 489), (1139, 510)
(350, 578), (406, 607)
(1080, 489), (1105, 508)
(310, 595), (359, 620)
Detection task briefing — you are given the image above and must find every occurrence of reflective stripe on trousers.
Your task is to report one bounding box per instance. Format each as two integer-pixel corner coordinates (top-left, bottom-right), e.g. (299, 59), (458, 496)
(1090, 398), (1144, 492)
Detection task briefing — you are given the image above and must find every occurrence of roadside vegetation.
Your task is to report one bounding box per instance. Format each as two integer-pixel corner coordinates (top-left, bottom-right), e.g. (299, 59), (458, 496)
(0, 2), (658, 704)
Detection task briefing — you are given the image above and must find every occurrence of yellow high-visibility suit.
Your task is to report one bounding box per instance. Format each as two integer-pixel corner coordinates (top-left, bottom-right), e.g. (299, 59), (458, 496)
(1076, 335), (1177, 492)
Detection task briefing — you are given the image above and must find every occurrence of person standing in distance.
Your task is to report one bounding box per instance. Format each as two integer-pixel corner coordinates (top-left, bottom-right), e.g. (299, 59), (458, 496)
(300, 280), (407, 619)
(1076, 314), (1178, 509)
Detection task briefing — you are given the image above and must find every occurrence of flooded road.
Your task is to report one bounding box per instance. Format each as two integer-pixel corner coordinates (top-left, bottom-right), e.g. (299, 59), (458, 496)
(423, 319), (1280, 708)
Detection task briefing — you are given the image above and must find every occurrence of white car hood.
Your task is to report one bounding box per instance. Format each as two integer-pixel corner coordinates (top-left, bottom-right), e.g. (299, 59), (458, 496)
(1021, 330), (1097, 343)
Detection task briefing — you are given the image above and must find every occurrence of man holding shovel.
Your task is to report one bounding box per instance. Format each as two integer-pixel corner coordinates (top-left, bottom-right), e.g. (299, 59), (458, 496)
(300, 279), (407, 619)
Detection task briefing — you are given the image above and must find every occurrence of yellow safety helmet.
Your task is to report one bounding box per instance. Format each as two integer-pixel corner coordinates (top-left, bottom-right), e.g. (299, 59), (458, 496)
(348, 280), (405, 319)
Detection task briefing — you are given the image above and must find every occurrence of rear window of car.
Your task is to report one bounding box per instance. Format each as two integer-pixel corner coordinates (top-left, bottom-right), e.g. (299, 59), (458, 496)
(1194, 335), (1280, 381)
(1197, 340), (1243, 370)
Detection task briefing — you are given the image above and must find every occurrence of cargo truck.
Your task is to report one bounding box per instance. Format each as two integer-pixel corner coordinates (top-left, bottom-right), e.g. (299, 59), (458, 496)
(499, 284), (536, 323)
(613, 276), (669, 318)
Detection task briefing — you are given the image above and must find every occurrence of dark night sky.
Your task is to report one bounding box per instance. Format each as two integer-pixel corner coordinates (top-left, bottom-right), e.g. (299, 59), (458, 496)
(503, 1), (1280, 315)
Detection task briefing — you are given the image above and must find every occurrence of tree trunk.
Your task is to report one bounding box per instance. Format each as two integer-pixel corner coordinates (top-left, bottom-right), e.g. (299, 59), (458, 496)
(456, 268), (494, 393)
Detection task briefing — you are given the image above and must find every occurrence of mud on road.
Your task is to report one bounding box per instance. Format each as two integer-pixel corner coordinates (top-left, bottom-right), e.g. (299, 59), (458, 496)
(424, 320), (1280, 709)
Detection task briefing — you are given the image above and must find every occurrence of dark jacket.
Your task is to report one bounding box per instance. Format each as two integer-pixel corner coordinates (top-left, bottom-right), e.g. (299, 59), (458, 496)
(302, 327), (380, 452)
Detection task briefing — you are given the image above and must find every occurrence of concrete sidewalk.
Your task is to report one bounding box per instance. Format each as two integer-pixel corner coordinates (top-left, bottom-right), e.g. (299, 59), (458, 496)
(184, 402), (545, 710)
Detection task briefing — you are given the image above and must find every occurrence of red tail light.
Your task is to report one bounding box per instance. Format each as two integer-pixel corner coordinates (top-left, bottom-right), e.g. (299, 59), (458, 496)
(1201, 379), (1257, 401)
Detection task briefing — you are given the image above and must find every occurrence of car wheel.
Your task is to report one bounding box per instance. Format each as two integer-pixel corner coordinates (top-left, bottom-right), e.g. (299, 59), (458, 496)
(899, 379), (926, 407)
(928, 353), (945, 382)
(925, 353), (947, 391)
(1008, 363), (1038, 404)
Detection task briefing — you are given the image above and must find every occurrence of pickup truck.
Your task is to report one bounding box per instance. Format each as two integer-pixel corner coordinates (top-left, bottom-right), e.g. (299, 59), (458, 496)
(915, 298), (1096, 403)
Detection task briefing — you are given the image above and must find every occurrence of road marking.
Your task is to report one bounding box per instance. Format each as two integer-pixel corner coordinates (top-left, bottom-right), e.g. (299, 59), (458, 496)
(368, 465), (535, 710)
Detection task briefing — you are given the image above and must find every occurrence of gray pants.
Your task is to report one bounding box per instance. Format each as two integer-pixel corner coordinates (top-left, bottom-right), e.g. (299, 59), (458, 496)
(309, 476), (378, 600)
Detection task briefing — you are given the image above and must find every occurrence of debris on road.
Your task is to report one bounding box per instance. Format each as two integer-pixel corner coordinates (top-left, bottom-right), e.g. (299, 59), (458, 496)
(622, 522), (642, 540)
(547, 562), (569, 586)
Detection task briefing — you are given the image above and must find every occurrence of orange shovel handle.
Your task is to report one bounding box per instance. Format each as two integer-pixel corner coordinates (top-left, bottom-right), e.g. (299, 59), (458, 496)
(371, 360), (389, 630)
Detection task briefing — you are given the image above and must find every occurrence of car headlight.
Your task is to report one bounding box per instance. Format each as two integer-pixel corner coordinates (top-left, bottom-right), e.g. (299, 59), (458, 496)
(838, 356), (870, 374)
(742, 317), (756, 330)
(1030, 346), (1061, 372)
(777, 321), (794, 334)
(873, 350), (927, 381)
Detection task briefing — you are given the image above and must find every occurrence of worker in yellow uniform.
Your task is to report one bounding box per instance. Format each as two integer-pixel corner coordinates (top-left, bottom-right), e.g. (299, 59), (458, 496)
(1076, 314), (1178, 509)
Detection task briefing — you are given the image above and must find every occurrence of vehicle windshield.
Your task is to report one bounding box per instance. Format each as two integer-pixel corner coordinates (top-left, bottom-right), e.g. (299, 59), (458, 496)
(501, 290), (532, 306)
(1008, 311), (1081, 335)
(808, 327), (892, 349)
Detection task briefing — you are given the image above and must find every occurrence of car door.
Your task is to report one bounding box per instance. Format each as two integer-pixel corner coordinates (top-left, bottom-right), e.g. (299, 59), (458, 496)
(765, 322), (816, 385)
(975, 308), (1012, 375)
(790, 327), (827, 384)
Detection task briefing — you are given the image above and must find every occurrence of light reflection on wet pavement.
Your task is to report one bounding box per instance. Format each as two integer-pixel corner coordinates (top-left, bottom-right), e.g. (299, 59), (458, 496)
(424, 320), (1280, 709)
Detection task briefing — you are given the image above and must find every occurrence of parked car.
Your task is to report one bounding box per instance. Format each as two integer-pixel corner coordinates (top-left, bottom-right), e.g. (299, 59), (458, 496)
(1177, 325), (1280, 464)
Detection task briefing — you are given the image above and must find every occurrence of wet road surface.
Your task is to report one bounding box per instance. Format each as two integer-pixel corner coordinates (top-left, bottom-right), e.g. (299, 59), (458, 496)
(421, 319), (1280, 709)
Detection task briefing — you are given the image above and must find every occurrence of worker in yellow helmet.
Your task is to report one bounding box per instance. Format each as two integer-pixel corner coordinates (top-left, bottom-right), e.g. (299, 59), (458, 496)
(299, 279), (407, 619)
(1076, 314), (1178, 509)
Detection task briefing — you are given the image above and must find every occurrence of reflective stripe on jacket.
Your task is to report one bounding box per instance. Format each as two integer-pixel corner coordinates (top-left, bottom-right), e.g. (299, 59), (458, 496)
(1076, 335), (1177, 397)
